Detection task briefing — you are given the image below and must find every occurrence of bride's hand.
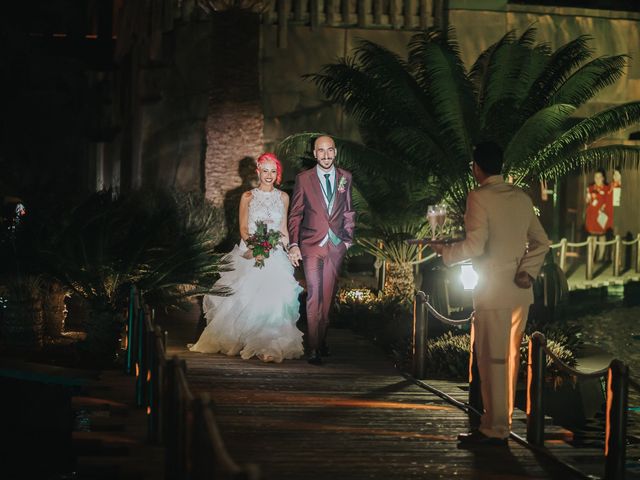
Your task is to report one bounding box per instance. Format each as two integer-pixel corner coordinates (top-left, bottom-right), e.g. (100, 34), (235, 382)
(241, 250), (254, 260)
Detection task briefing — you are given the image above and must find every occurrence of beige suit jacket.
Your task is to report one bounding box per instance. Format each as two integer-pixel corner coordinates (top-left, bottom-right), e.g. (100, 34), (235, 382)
(442, 176), (550, 310)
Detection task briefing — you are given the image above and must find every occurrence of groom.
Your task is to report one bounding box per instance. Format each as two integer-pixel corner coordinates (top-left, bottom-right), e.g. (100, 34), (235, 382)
(288, 135), (356, 365)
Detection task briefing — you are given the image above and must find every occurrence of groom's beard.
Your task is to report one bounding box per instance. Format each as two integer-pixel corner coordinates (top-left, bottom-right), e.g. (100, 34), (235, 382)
(318, 157), (335, 169)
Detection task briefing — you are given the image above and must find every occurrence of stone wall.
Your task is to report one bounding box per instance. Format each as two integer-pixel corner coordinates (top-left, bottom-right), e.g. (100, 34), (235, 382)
(204, 13), (263, 209)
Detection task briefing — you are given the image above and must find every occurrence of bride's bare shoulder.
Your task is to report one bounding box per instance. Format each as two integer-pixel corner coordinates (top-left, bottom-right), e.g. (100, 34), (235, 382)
(240, 190), (254, 205)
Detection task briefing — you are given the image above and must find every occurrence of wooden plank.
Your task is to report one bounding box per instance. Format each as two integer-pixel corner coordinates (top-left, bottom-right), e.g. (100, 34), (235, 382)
(163, 319), (595, 479)
(157, 301), (640, 480)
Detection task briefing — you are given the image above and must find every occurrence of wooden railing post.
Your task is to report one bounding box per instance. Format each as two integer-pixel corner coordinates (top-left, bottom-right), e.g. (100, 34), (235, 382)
(125, 285), (136, 374)
(404, 0), (416, 28)
(135, 304), (146, 407)
(191, 395), (213, 480)
(357, 0), (367, 26)
(586, 235), (595, 280)
(147, 326), (164, 444)
(390, 0), (401, 28)
(605, 360), (628, 480)
(277, 0), (288, 48)
(636, 234), (640, 274)
(526, 333), (546, 447)
(613, 235), (622, 277)
(341, 0), (350, 24)
(327, 0), (337, 25)
(373, 0), (383, 24)
(419, 0), (430, 28)
(165, 357), (188, 480)
(293, 0), (305, 21)
(309, 0), (319, 29)
(412, 292), (428, 379)
(559, 238), (568, 271)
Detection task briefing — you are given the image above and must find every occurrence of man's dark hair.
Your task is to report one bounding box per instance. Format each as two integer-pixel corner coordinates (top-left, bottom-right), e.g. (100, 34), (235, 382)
(473, 142), (503, 175)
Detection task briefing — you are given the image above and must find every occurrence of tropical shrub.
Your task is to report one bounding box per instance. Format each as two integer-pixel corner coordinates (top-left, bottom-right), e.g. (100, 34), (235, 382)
(8, 189), (229, 366)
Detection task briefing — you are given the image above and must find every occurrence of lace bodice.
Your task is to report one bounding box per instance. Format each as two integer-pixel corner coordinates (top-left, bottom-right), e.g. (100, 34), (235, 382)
(248, 188), (284, 234)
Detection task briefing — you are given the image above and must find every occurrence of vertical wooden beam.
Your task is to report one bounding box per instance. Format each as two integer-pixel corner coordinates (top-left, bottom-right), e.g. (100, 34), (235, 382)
(559, 238), (567, 271)
(327, 0), (337, 25)
(263, 0), (276, 24)
(357, 0), (367, 27)
(390, 0), (401, 29)
(373, 0), (382, 24)
(433, 0), (448, 30)
(341, 0), (350, 25)
(277, 0), (288, 48)
(294, 0), (305, 21)
(404, 0), (415, 29)
(636, 234), (640, 273)
(310, 0), (319, 29)
(419, 0), (430, 29)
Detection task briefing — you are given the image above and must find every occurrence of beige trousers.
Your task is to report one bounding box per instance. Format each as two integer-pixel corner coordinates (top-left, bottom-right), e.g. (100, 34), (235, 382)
(470, 306), (528, 439)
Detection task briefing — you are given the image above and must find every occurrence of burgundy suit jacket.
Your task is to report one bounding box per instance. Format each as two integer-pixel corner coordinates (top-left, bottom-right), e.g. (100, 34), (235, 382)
(288, 167), (355, 250)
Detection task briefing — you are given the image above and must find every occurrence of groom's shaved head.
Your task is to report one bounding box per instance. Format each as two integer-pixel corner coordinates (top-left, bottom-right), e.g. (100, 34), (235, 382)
(314, 135), (334, 148)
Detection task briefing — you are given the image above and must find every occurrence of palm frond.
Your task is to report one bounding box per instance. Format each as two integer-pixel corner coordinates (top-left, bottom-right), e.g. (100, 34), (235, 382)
(352, 40), (439, 134)
(526, 101), (640, 180)
(552, 55), (628, 108)
(521, 35), (594, 115)
(409, 28), (478, 162)
(543, 145), (640, 179)
(504, 104), (576, 173)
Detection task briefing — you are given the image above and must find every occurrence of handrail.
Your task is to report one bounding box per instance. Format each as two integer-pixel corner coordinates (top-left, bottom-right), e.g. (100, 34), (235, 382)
(548, 234), (640, 280)
(527, 332), (629, 480)
(124, 286), (260, 479)
(412, 291), (638, 480)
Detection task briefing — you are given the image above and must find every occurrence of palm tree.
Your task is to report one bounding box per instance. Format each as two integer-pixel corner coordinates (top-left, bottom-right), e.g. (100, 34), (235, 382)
(277, 27), (640, 299)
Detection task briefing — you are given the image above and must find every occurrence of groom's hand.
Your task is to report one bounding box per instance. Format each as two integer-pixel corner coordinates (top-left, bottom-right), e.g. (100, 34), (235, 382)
(288, 246), (302, 267)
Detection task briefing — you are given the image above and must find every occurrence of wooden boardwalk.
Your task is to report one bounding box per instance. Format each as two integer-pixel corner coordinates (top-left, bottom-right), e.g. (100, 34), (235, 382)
(162, 308), (589, 480)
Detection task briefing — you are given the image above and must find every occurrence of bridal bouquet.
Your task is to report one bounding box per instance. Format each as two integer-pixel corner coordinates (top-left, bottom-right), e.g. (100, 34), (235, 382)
(245, 220), (282, 268)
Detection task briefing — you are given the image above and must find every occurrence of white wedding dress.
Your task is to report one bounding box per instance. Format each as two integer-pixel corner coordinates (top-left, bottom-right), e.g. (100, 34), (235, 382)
(189, 188), (304, 362)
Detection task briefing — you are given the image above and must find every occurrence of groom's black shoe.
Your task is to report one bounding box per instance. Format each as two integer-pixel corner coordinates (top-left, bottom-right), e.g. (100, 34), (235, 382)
(457, 431), (508, 447)
(307, 350), (323, 365)
(320, 343), (331, 357)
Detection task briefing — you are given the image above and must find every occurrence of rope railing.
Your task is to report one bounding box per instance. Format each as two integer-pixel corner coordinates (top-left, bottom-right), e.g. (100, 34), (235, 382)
(412, 291), (638, 480)
(548, 234), (640, 279)
(124, 286), (260, 480)
(527, 332), (630, 480)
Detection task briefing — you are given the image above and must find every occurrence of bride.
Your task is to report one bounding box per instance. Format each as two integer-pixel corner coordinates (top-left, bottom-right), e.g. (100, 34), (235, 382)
(189, 153), (304, 362)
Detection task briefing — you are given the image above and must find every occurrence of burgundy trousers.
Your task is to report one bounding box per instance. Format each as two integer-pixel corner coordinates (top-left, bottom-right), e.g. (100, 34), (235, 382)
(301, 241), (347, 350)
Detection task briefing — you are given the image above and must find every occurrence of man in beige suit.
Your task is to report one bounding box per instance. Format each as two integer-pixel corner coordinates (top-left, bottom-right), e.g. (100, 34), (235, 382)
(433, 142), (550, 446)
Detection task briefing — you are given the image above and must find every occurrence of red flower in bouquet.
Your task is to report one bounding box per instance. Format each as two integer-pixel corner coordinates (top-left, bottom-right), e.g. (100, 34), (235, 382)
(245, 220), (282, 268)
